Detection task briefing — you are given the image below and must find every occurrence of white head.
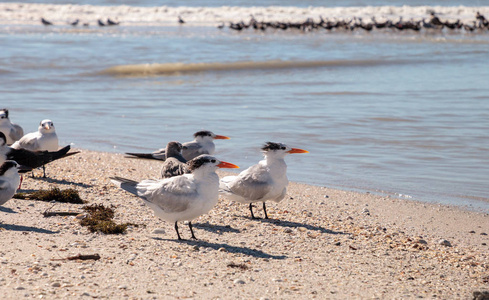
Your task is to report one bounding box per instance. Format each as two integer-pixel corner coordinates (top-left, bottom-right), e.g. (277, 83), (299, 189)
(39, 119), (56, 134)
(261, 142), (309, 160)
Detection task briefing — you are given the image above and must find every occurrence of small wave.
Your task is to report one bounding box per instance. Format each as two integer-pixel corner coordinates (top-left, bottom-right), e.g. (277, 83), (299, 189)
(98, 59), (408, 77)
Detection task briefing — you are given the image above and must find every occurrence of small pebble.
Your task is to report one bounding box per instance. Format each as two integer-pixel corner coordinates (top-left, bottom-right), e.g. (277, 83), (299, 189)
(438, 239), (452, 247)
(52, 282), (61, 287)
(233, 279), (245, 284)
(480, 232), (487, 236)
(15, 286), (25, 290)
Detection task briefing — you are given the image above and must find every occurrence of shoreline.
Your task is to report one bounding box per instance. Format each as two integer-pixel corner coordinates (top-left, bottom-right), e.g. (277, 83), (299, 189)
(0, 149), (488, 299)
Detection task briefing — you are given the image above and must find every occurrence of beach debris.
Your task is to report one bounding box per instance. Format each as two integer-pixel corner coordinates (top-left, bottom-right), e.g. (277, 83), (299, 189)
(80, 204), (134, 234)
(227, 262), (249, 270)
(438, 239), (452, 247)
(51, 253), (101, 261)
(233, 279), (246, 284)
(14, 187), (84, 204)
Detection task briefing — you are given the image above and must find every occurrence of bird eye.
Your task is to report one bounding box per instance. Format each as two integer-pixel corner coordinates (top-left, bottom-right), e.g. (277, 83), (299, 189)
(281, 147), (286, 150)
(211, 159), (216, 163)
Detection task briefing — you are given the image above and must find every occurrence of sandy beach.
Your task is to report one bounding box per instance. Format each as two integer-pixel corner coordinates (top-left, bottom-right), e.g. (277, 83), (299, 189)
(0, 149), (488, 299)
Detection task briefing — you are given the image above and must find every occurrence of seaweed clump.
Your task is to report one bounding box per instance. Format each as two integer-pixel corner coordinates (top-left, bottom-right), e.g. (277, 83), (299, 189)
(14, 187), (84, 204)
(80, 204), (134, 234)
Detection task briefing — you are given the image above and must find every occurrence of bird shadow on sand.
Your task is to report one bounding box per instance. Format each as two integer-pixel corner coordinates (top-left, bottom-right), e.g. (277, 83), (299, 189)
(152, 237), (286, 260)
(181, 239), (287, 260)
(28, 176), (93, 188)
(0, 223), (59, 234)
(0, 206), (18, 213)
(251, 217), (348, 235)
(193, 222), (241, 235)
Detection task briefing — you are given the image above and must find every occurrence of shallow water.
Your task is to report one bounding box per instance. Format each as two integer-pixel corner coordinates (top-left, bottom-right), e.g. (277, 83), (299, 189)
(2, 2), (489, 211)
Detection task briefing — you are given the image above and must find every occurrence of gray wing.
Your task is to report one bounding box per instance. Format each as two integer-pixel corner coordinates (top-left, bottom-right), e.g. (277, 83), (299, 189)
(137, 176), (196, 213)
(160, 158), (191, 178)
(228, 164), (272, 201)
(181, 141), (205, 161)
(10, 124), (24, 142)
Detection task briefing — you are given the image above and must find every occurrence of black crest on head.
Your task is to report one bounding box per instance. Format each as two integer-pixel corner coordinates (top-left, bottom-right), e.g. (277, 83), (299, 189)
(0, 109), (8, 118)
(0, 161), (17, 176)
(194, 130), (213, 138)
(186, 155), (216, 171)
(0, 132), (6, 145)
(262, 142), (286, 151)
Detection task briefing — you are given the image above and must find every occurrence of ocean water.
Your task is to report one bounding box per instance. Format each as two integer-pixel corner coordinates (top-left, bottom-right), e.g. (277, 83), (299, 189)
(1, 1), (489, 211)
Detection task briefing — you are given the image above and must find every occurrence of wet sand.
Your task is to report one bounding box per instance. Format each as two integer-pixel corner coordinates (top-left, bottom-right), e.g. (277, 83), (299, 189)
(0, 150), (488, 299)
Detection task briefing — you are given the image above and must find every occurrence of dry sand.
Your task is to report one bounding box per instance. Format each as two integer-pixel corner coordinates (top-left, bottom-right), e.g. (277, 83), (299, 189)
(0, 150), (488, 299)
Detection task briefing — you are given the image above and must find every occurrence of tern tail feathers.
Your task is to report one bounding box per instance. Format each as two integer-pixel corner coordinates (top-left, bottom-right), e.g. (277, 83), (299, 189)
(8, 145), (78, 170)
(110, 176), (140, 196)
(124, 152), (166, 161)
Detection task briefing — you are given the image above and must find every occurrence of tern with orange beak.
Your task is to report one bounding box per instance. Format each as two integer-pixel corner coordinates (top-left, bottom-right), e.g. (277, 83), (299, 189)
(125, 130), (230, 161)
(219, 142), (308, 219)
(111, 155), (239, 240)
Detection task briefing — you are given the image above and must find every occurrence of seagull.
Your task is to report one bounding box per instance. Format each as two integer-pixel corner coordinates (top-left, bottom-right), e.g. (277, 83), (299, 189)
(219, 142), (308, 219)
(125, 130), (230, 162)
(0, 161), (22, 206)
(41, 18), (53, 26)
(110, 155), (239, 240)
(160, 141), (191, 178)
(178, 16), (185, 24)
(70, 19), (79, 26)
(0, 109), (24, 145)
(11, 119), (59, 177)
(11, 119), (58, 152)
(98, 19), (106, 27)
(107, 18), (120, 26)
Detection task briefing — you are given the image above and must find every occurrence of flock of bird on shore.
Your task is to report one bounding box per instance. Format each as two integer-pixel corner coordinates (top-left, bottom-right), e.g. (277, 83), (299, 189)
(0, 109), (308, 240)
(226, 11), (489, 33)
(39, 11), (489, 33)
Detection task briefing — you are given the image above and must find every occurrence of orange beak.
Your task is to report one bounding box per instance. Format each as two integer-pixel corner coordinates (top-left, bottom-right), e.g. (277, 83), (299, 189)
(214, 135), (230, 140)
(287, 148), (309, 154)
(217, 161), (239, 169)
(44, 124), (51, 130)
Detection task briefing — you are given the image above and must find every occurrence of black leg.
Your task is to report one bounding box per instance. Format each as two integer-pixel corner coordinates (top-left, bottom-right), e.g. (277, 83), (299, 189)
(249, 203), (257, 219)
(188, 222), (197, 240)
(42, 165), (46, 178)
(174, 222), (182, 240)
(263, 202), (269, 219)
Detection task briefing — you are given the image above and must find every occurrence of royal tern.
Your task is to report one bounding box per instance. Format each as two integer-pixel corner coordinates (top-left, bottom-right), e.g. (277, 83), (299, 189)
(12, 119), (58, 152)
(125, 130), (230, 162)
(0, 161), (22, 206)
(219, 142), (308, 219)
(111, 155), (239, 240)
(0, 109), (24, 145)
(160, 141), (191, 178)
